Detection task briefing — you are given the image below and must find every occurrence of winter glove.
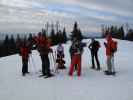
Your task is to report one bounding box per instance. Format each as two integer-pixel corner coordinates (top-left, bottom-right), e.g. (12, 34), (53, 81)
(49, 48), (53, 53)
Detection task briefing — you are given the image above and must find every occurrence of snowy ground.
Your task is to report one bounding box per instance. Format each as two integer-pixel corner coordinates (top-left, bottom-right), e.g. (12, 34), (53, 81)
(0, 39), (133, 100)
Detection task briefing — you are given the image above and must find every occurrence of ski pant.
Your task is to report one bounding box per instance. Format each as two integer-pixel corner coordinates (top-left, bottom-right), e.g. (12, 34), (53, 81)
(91, 51), (100, 69)
(107, 55), (115, 73)
(40, 55), (51, 75)
(22, 58), (28, 75)
(69, 54), (81, 76)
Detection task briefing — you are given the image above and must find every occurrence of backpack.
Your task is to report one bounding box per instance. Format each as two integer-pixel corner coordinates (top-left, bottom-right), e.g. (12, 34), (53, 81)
(95, 41), (100, 50)
(111, 41), (117, 53)
(92, 41), (100, 51)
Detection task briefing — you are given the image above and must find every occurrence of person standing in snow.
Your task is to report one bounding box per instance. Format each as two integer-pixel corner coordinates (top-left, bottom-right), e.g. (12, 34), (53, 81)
(104, 34), (117, 75)
(69, 39), (83, 76)
(56, 43), (66, 69)
(88, 38), (101, 70)
(19, 38), (31, 76)
(34, 32), (54, 78)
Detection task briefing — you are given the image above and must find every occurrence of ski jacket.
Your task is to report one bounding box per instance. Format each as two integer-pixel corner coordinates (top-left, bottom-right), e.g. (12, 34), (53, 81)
(35, 36), (51, 55)
(70, 41), (83, 56)
(104, 36), (116, 56)
(20, 46), (30, 60)
(89, 40), (100, 53)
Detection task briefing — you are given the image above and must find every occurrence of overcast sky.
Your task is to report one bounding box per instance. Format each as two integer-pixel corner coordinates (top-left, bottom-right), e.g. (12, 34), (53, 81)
(0, 0), (133, 33)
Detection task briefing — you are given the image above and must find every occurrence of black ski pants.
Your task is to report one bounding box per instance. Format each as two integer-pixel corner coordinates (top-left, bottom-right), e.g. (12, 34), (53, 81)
(91, 51), (100, 69)
(40, 55), (51, 75)
(22, 58), (28, 75)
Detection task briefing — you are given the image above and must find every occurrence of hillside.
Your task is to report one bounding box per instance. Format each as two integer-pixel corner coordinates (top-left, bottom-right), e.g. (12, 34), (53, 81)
(0, 39), (133, 100)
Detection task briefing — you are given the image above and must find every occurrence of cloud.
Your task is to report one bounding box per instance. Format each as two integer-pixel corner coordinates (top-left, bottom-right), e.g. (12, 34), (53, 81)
(0, 0), (133, 33)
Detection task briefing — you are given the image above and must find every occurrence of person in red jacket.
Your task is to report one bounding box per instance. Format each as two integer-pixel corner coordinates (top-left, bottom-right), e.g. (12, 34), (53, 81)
(104, 34), (117, 75)
(20, 38), (31, 76)
(35, 32), (53, 78)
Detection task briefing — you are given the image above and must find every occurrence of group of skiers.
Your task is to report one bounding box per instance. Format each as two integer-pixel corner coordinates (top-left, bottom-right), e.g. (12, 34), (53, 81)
(18, 33), (53, 78)
(18, 32), (117, 78)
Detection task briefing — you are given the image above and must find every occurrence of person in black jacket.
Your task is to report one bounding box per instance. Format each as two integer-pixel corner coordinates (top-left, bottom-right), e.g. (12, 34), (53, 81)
(88, 38), (101, 70)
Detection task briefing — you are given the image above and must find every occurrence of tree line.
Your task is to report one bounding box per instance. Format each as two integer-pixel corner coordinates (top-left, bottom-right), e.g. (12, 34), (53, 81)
(1, 22), (133, 58)
(0, 22), (83, 57)
(101, 24), (133, 41)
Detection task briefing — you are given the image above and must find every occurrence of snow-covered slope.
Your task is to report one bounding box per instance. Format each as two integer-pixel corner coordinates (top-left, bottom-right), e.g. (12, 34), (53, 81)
(0, 39), (133, 100)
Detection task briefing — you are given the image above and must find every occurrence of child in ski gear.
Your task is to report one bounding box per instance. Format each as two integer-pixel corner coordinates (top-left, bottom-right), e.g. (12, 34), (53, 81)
(57, 43), (64, 58)
(19, 38), (31, 76)
(69, 39), (83, 76)
(88, 38), (101, 70)
(56, 43), (66, 69)
(34, 32), (53, 78)
(104, 34), (117, 75)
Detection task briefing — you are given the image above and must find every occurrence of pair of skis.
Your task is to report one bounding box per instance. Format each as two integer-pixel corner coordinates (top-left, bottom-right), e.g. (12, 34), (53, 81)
(50, 51), (59, 74)
(39, 51), (58, 78)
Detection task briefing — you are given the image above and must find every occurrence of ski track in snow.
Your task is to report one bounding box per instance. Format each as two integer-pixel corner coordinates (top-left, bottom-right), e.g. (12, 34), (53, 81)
(0, 39), (133, 100)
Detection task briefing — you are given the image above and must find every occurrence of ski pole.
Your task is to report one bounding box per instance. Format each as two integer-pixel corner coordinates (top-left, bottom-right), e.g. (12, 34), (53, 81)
(52, 51), (58, 73)
(55, 51), (59, 73)
(30, 54), (37, 71)
(52, 52), (57, 73)
(112, 54), (115, 73)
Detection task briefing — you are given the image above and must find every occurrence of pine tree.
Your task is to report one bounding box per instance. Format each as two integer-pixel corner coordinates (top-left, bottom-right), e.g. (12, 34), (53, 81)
(3, 34), (9, 55)
(101, 24), (105, 38)
(4, 35), (9, 45)
(9, 35), (16, 54)
(63, 27), (67, 43)
(119, 26), (125, 39)
(16, 34), (22, 53)
(28, 33), (33, 41)
(50, 28), (56, 45)
(114, 26), (125, 39)
(125, 29), (133, 41)
(42, 28), (46, 37)
(10, 35), (15, 45)
(71, 22), (83, 41)
(16, 34), (21, 42)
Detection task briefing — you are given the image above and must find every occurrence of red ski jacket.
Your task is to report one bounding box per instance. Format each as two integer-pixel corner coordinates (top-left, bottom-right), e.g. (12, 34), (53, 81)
(20, 47), (30, 60)
(34, 35), (51, 55)
(105, 35), (117, 56)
